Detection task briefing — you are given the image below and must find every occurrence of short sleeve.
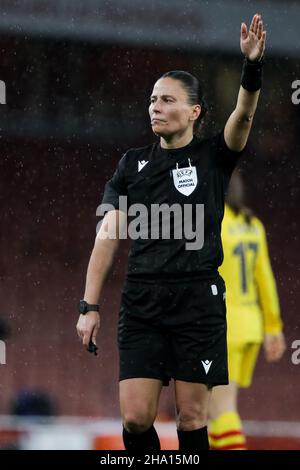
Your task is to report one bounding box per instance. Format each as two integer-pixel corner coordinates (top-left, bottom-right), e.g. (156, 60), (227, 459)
(100, 152), (128, 212)
(212, 129), (246, 176)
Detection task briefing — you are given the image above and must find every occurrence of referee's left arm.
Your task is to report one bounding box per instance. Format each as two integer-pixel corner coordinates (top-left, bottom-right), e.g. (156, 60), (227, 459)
(224, 14), (266, 152)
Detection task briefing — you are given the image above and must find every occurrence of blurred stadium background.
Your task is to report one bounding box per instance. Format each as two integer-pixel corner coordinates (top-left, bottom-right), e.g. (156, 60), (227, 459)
(0, 0), (299, 450)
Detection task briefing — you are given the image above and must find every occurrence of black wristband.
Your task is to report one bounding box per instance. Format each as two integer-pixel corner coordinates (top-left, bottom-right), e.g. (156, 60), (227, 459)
(240, 57), (264, 92)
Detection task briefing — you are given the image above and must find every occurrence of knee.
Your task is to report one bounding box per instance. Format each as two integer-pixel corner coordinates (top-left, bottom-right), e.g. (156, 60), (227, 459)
(176, 404), (208, 431)
(123, 412), (155, 434)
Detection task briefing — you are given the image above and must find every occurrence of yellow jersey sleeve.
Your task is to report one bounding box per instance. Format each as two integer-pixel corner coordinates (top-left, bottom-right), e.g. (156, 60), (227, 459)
(255, 220), (283, 335)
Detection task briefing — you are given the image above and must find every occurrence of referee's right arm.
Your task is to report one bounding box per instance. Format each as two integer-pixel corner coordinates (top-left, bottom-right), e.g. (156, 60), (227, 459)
(76, 210), (126, 349)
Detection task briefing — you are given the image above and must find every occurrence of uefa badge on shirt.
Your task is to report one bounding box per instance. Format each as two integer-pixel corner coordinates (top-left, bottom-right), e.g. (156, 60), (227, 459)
(172, 158), (198, 196)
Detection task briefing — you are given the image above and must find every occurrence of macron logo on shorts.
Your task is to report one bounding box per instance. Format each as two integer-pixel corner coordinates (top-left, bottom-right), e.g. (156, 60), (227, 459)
(201, 360), (213, 374)
(138, 160), (149, 172)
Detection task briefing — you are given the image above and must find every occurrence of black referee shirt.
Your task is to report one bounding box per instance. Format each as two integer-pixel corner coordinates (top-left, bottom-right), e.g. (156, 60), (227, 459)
(101, 130), (245, 281)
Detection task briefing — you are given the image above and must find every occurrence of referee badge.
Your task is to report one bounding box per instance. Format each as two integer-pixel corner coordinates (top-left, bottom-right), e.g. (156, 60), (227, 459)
(172, 158), (198, 196)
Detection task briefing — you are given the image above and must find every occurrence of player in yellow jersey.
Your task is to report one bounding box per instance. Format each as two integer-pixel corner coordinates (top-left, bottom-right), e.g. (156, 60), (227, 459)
(208, 171), (286, 450)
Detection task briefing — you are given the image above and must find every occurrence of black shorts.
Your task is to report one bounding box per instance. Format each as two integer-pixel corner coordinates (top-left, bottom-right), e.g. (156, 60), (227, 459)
(118, 274), (228, 387)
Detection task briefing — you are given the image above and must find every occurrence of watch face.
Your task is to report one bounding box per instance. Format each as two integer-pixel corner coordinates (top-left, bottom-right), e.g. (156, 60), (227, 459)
(79, 300), (86, 314)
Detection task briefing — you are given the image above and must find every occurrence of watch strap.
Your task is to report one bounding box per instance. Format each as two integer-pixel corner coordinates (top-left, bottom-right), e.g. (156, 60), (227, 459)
(86, 303), (99, 312)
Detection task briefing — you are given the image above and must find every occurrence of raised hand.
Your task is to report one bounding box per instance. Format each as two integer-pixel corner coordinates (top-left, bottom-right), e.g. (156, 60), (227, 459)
(240, 14), (266, 62)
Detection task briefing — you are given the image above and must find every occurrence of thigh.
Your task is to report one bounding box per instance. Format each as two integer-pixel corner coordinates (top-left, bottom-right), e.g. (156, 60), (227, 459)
(174, 380), (212, 418)
(227, 342), (244, 384)
(239, 343), (261, 388)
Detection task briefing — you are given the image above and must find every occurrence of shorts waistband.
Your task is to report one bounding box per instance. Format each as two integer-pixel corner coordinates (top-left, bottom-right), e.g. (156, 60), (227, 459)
(126, 271), (220, 284)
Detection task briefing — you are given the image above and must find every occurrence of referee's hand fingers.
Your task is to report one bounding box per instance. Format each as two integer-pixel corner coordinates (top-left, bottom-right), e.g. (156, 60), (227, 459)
(83, 329), (92, 347)
(91, 324), (99, 346)
(76, 315), (91, 344)
(76, 312), (100, 348)
(76, 317), (84, 340)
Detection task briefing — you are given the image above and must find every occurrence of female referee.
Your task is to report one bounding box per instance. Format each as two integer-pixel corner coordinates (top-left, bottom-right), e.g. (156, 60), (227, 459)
(76, 14), (266, 452)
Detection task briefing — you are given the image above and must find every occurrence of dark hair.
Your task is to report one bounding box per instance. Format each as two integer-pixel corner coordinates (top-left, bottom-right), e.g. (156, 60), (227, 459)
(160, 70), (207, 135)
(0, 318), (10, 340)
(226, 171), (253, 225)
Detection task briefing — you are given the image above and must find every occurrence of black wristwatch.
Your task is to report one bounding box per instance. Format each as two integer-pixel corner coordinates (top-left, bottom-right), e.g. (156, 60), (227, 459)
(78, 300), (99, 315)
